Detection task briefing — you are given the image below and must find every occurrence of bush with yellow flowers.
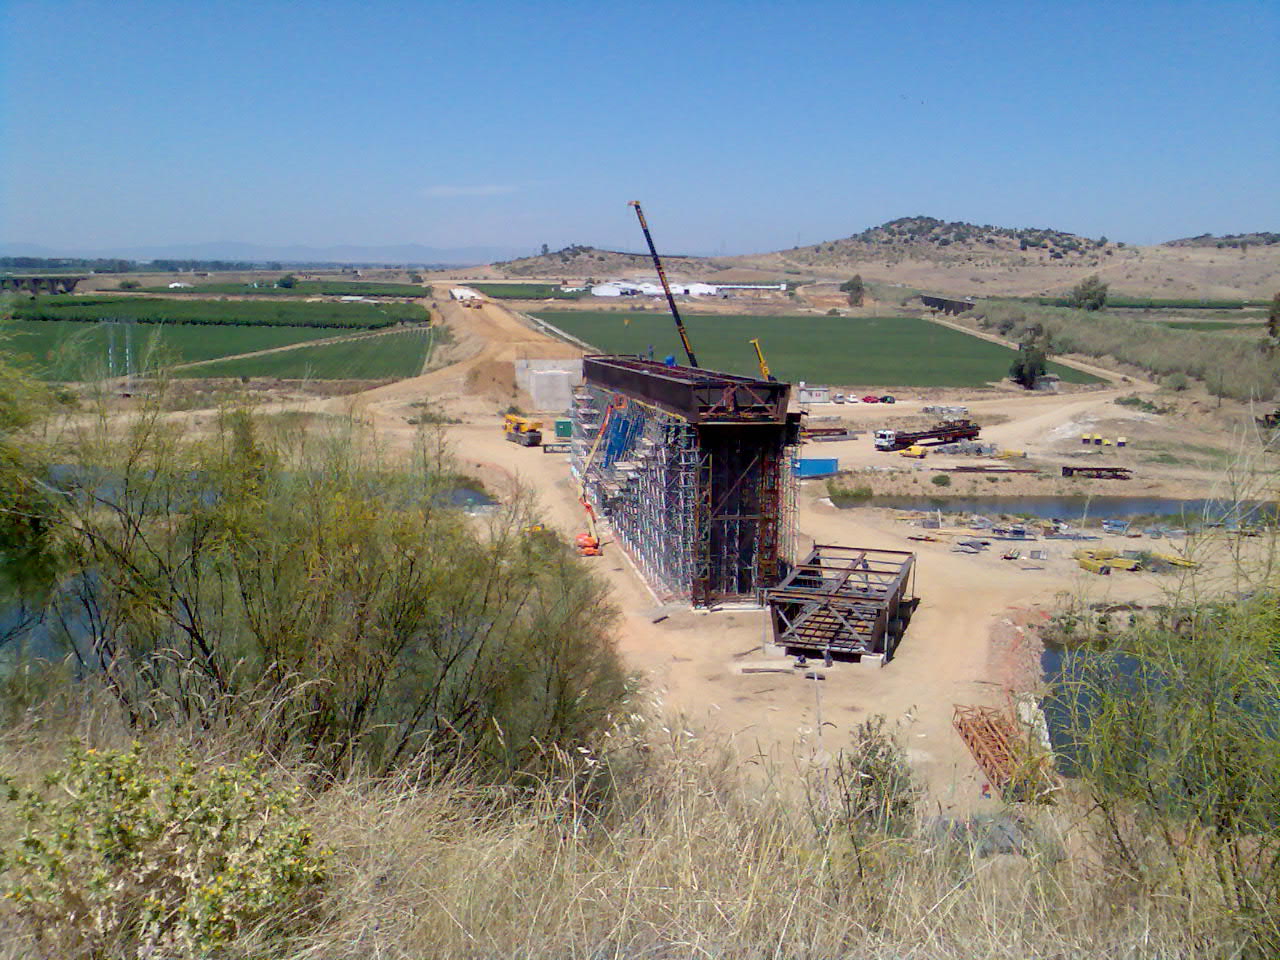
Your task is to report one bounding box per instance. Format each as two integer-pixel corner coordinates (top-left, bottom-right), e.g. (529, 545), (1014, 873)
(0, 743), (328, 957)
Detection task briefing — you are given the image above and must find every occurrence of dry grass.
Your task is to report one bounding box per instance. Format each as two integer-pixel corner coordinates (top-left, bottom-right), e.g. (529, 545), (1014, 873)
(0, 705), (1215, 960)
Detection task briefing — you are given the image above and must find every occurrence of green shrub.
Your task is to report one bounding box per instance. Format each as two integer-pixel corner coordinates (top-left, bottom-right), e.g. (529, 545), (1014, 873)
(930, 474), (951, 487)
(0, 744), (327, 957)
(1115, 394), (1173, 414)
(826, 479), (873, 505)
(1065, 275), (1108, 310)
(831, 715), (920, 836)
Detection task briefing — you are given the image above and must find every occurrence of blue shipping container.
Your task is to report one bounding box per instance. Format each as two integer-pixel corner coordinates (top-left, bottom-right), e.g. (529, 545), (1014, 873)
(794, 458), (838, 478)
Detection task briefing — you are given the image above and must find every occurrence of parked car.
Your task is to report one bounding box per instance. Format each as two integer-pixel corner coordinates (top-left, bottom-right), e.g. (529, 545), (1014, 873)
(832, 393), (846, 404)
(880, 395), (896, 404)
(861, 395), (880, 403)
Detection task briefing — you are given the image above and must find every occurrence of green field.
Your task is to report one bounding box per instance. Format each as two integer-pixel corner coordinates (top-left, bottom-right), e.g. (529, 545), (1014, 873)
(178, 328), (433, 380)
(469, 283), (585, 300)
(12, 295), (426, 329)
(1025, 295), (1265, 310)
(5, 320), (340, 380)
(138, 280), (428, 297)
(1154, 320), (1263, 332)
(532, 312), (1100, 387)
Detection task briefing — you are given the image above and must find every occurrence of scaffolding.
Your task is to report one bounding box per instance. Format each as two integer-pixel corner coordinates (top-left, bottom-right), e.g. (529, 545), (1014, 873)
(573, 357), (800, 606)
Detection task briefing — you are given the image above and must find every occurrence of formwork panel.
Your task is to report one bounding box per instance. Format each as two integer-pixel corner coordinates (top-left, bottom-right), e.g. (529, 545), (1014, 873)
(764, 546), (916, 658)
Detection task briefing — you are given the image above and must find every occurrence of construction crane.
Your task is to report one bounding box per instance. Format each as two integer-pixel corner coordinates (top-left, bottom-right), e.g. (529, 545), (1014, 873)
(629, 200), (698, 368)
(748, 337), (777, 381)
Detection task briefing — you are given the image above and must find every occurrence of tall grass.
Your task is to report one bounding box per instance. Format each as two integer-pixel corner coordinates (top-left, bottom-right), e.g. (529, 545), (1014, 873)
(0, 704), (1224, 959)
(975, 300), (1280, 400)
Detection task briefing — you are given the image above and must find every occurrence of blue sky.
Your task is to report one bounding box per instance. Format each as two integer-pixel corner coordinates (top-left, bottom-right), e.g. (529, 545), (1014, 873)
(2, 0), (1277, 255)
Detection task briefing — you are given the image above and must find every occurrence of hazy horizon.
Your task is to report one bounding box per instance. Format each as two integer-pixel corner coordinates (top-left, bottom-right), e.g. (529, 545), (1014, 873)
(3, 0), (1277, 256)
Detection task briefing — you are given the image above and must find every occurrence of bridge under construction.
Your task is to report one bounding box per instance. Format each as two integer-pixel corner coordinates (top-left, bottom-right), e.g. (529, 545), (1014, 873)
(572, 355), (801, 607)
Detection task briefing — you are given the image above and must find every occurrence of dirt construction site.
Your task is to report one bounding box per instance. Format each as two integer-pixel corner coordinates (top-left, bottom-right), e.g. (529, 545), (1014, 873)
(296, 294), (1276, 811)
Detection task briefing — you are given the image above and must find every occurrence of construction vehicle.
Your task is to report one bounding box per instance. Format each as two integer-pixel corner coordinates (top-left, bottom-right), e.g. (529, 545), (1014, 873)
(571, 396), (629, 558)
(874, 419), (980, 452)
(748, 338), (778, 381)
(503, 414), (543, 447)
(629, 200), (698, 367)
(575, 499), (602, 556)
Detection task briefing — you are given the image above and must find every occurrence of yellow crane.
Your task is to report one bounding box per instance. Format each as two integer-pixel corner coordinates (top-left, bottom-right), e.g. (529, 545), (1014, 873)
(748, 337), (777, 381)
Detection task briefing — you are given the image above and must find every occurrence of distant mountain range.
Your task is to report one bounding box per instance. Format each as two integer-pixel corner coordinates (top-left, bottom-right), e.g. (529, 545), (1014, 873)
(0, 241), (531, 266)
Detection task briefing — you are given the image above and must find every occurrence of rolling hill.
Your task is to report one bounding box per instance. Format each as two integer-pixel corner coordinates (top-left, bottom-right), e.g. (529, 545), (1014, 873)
(492, 218), (1280, 300)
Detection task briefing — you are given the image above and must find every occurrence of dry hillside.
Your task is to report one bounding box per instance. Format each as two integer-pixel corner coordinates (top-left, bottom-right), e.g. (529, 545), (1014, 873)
(494, 244), (715, 279)
(492, 217), (1280, 301)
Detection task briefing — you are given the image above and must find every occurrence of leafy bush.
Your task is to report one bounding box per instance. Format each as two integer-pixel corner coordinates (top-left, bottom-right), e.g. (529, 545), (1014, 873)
(1060, 592), (1280, 956)
(1115, 394), (1173, 414)
(839, 274), (865, 306)
(11, 407), (627, 779)
(831, 715), (920, 836)
(930, 474), (951, 487)
(0, 744), (327, 957)
(1009, 343), (1047, 388)
(825, 479), (873, 504)
(1066, 275), (1109, 311)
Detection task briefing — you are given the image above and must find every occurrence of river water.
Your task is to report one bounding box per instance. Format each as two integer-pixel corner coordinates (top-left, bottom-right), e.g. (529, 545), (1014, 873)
(841, 495), (1276, 524)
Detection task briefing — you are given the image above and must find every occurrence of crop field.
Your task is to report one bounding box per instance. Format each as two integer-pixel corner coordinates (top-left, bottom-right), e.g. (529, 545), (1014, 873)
(469, 283), (585, 300)
(139, 281), (428, 297)
(532, 312), (1099, 387)
(178, 328), (433, 380)
(5, 319), (339, 380)
(12, 296), (426, 329)
(1026, 295), (1264, 310)
(1154, 320), (1264, 332)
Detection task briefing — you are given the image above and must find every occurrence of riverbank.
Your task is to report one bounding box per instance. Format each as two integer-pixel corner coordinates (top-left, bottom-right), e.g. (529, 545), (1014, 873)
(822, 470), (1276, 525)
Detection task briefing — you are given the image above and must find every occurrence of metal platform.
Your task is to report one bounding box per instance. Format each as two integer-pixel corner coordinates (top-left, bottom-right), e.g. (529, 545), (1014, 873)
(764, 545), (915, 658)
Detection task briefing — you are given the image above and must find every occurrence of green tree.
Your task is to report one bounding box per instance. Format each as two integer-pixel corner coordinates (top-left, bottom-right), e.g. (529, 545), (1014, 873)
(277, 274), (298, 288)
(839, 274), (865, 307)
(1009, 342), (1047, 388)
(1067, 274), (1109, 310)
(0, 365), (628, 779)
(1267, 291), (1280, 341)
(1063, 592), (1280, 955)
(118, 279), (140, 290)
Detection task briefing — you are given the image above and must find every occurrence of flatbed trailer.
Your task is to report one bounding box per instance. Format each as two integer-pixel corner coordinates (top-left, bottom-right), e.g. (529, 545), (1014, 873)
(874, 419), (979, 451)
(1061, 465), (1132, 479)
